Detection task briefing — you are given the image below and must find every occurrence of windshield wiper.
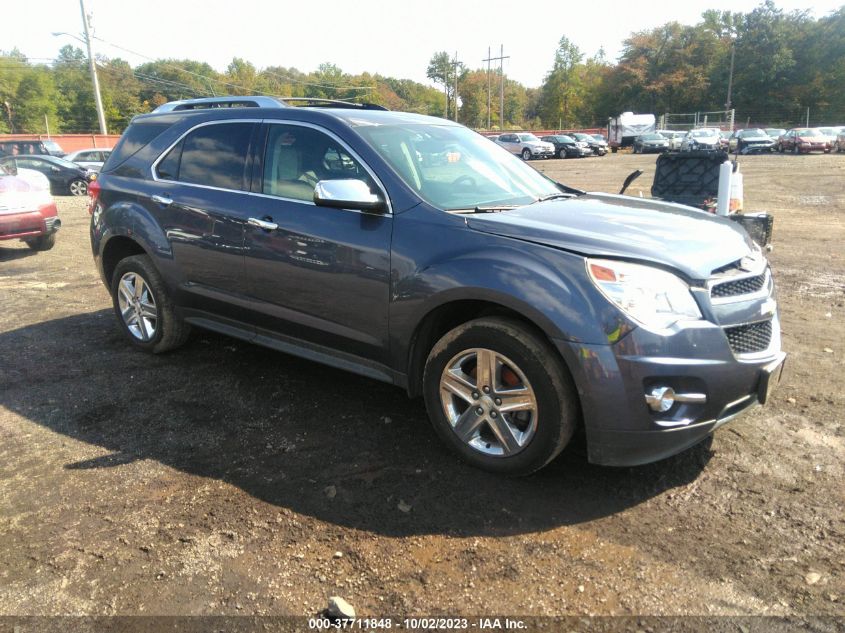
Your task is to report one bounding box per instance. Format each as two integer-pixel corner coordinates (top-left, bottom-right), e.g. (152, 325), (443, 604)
(448, 205), (520, 214)
(532, 192), (575, 204)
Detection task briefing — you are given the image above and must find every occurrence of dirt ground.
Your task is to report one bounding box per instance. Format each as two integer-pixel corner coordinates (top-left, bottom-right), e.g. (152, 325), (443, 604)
(1, 152), (843, 624)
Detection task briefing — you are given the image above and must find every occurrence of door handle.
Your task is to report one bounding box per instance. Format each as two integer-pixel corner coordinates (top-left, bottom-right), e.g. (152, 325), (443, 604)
(248, 217), (279, 231)
(151, 194), (173, 207)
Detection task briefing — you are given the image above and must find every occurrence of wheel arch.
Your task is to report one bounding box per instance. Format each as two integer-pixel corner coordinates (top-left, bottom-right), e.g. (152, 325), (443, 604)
(101, 235), (149, 287)
(404, 296), (569, 399)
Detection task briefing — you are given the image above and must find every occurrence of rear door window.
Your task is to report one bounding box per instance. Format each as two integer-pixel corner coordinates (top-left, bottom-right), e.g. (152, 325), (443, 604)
(175, 123), (255, 191)
(155, 122), (256, 191)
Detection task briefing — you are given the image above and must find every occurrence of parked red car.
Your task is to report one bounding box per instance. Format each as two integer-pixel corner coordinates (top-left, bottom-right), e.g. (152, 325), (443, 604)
(0, 165), (61, 251)
(777, 128), (832, 154)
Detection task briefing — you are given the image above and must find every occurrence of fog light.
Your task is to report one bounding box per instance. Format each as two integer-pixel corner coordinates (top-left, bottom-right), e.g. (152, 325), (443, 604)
(646, 386), (675, 412)
(645, 386), (708, 412)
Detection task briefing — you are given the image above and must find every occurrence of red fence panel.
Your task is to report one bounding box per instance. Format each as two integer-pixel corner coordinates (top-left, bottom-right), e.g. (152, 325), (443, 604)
(0, 134), (123, 153)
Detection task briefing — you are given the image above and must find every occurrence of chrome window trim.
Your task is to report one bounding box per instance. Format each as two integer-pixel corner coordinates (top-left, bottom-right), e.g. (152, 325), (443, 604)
(150, 118), (393, 215)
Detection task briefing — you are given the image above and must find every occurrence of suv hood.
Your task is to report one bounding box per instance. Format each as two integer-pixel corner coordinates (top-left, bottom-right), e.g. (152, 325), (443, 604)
(465, 194), (755, 280)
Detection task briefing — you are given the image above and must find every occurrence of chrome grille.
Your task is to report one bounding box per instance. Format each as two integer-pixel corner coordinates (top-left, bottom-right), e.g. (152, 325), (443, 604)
(711, 273), (767, 299)
(725, 320), (773, 355)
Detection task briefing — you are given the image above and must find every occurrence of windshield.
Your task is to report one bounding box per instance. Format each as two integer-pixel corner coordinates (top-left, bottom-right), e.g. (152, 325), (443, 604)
(690, 129), (718, 138)
(44, 156), (81, 169)
(355, 124), (560, 210)
(518, 133), (540, 142)
(819, 127), (839, 135)
(592, 134), (606, 141)
(765, 129), (785, 137)
(740, 129), (767, 138)
(795, 128), (822, 136)
(640, 134), (664, 141)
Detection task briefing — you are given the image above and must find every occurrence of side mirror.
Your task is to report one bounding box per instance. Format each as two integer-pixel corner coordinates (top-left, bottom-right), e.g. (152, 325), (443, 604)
(313, 179), (387, 213)
(51, 166), (60, 172)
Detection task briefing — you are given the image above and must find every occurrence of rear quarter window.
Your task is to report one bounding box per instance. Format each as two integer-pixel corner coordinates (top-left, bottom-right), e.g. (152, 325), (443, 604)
(102, 121), (173, 172)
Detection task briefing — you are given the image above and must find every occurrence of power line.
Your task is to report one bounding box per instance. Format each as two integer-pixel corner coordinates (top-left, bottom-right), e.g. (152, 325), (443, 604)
(91, 35), (375, 94)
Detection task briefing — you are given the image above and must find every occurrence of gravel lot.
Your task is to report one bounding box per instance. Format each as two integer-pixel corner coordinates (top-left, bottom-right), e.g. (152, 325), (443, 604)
(1, 152), (843, 622)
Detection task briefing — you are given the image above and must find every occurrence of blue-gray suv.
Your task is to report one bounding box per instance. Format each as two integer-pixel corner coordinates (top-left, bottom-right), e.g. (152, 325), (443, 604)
(90, 97), (786, 475)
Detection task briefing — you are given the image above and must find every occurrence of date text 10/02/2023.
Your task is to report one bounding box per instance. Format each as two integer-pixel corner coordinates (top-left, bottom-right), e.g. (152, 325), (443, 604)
(308, 617), (527, 630)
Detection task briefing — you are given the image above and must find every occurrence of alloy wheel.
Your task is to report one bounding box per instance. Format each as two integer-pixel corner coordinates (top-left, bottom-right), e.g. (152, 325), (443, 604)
(438, 348), (538, 457)
(69, 179), (87, 196)
(117, 271), (158, 342)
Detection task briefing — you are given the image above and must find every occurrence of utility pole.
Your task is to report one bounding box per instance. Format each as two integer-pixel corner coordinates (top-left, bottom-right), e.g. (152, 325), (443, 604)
(449, 52), (462, 123)
(725, 42), (735, 113)
(484, 45), (509, 129)
(79, 0), (108, 135)
(482, 47), (492, 129)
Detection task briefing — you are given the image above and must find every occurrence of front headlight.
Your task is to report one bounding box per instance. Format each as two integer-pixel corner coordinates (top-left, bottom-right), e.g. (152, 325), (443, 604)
(587, 259), (702, 330)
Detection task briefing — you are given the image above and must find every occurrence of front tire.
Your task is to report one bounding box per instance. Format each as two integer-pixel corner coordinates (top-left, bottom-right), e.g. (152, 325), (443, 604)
(423, 317), (579, 476)
(521, 148), (531, 161)
(68, 178), (87, 196)
(111, 255), (191, 353)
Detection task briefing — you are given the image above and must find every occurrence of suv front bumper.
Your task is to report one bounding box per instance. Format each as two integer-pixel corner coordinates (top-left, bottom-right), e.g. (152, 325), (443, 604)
(554, 316), (786, 466)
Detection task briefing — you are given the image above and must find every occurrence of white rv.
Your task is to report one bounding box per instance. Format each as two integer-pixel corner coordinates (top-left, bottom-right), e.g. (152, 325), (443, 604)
(607, 112), (657, 150)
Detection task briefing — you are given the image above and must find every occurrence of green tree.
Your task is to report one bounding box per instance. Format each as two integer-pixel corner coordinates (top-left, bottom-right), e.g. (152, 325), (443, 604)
(13, 69), (58, 133)
(427, 51), (454, 118)
(0, 49), (29, 132)
(540, 37), (584, 128)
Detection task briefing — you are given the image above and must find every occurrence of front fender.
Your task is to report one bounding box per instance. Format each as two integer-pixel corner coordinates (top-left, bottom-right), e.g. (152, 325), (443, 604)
(389, 233), (632, 374)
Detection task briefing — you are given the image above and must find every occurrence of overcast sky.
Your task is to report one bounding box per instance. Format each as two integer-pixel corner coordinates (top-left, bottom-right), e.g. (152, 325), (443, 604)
(2, 0), (842, 89)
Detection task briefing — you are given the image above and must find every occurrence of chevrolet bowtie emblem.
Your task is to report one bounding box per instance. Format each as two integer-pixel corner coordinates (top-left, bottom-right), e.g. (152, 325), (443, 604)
(739, 254), (759, 271)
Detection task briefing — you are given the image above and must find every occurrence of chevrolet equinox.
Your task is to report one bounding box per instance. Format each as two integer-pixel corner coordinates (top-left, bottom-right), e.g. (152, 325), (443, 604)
(89, 96), (786, 475)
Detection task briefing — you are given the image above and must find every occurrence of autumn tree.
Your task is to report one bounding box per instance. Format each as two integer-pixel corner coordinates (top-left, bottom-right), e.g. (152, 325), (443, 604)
(540, 37), (584, 128)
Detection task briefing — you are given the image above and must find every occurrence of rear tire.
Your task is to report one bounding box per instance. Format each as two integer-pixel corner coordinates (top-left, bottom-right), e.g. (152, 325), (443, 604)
(422, 317), (579, 476)
(558, 148), (567, 159)
(111, 254), (191, 354)
(25, 233), (56, 251)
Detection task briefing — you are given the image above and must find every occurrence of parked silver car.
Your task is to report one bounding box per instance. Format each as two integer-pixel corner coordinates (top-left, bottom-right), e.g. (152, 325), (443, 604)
(65, 148), (112, 173)
(495, 133), (555, 160)
(657, 130), (685, 151)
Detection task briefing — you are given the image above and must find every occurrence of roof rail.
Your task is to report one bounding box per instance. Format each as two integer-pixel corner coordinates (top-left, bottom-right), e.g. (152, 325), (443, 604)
(152, 95), (388, 113)
(278, 98), (388, 111)
(153, 96), (285, 113)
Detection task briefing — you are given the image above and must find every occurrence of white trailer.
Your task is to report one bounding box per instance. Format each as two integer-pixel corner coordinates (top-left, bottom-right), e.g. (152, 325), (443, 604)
(607, 112), (657, 150)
